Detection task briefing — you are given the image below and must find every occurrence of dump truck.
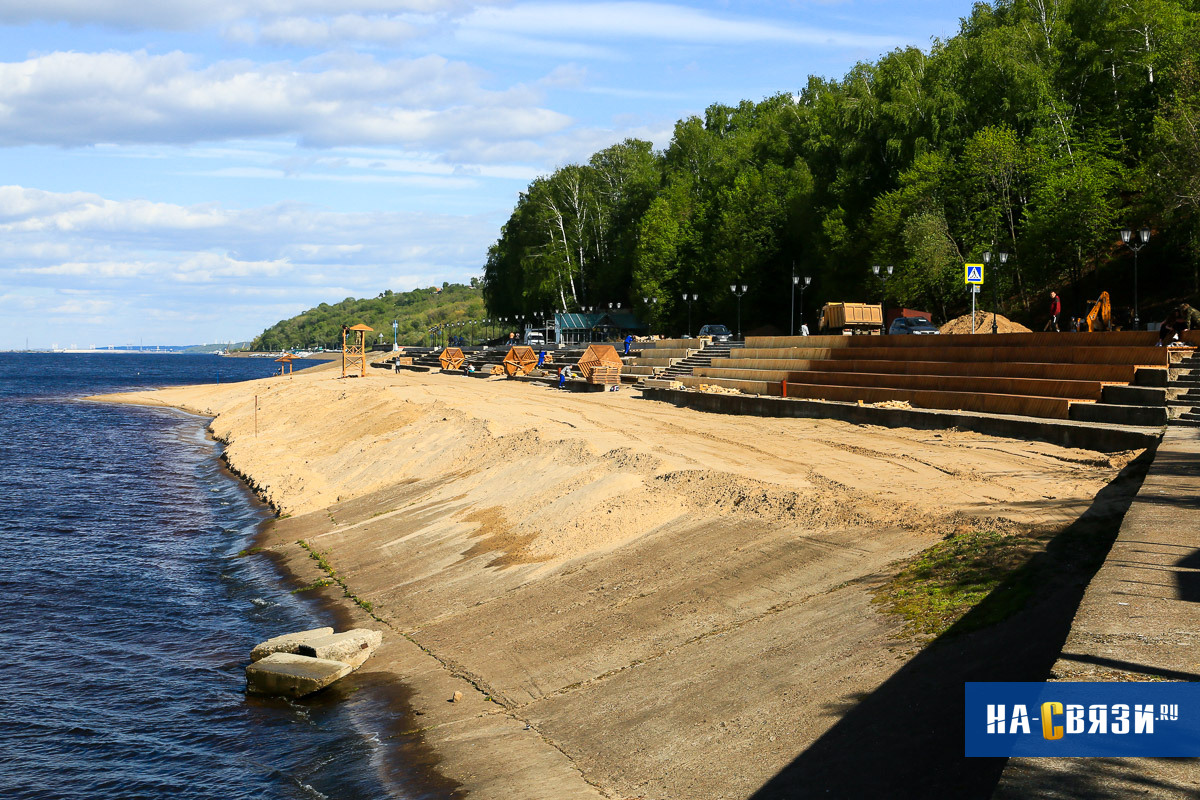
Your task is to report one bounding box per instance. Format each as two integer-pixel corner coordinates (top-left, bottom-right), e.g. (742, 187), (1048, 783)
(819, 302), (884, 335)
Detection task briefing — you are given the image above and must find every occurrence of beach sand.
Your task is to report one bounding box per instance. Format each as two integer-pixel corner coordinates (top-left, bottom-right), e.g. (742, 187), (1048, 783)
(93, 358), (1140, 799)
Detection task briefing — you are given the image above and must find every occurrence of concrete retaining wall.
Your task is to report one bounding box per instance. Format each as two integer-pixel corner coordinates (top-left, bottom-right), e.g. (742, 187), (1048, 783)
(641, 388), (1161, 452)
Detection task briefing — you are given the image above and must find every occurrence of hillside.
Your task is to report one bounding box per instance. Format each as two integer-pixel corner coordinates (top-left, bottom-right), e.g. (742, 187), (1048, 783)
(251, 284), (485, 350)
(484, 0), (1200, 335)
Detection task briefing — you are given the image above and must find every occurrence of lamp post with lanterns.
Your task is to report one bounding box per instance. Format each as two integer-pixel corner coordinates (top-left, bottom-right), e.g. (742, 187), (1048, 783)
(871, 264), (893, 307)
(642, 295), (657, 337)
(792, 273), (811, 336)
(730, 284), (748, 340)
(981, 251), (1008, 334)
(1121, 227), (1151, 330)
(682, 292), (698, 338)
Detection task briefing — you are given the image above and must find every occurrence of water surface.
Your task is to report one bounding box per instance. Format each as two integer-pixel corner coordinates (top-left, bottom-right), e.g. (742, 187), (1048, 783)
(0, 354), (431, 800)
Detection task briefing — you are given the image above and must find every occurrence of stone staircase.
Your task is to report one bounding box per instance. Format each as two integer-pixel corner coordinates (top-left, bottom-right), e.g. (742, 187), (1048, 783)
(648, 341), (744, 384)
(1168, 350), (1200, 427)
(1064, 348), (1200, 428)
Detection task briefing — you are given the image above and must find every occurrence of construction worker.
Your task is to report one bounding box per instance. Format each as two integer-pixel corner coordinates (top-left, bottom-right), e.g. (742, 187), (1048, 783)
(1159, 303), (1200, 345)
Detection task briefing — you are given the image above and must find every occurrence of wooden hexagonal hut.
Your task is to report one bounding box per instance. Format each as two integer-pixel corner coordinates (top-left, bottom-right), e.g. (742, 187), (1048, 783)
(503, 346), (538, 377)
(577, 344), (623, 384)
(439, 347), (466, 371)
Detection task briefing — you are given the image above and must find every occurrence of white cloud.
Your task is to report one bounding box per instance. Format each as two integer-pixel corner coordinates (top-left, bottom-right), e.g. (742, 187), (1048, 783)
(459, 2), (901, 49)
(257, 14), (420, 45)
(0, 1), (470, 30)
(0, 50), (571, 150)
(0, 184), (496, 345)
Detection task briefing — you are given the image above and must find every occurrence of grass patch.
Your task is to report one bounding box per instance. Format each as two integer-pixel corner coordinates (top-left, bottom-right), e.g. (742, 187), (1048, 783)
(873, 528), (1045, 639)
(296, 539), (381, 620)
(235, 546), (263, 558)
(291, 578), (334, 594)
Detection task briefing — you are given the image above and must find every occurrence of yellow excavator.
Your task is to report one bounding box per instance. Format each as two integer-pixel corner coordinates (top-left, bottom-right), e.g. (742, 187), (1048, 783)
(1086, 291), (1112, 332)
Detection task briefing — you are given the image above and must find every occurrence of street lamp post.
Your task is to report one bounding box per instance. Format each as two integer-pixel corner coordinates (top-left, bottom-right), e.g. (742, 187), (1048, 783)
(682, 292), (698, 338)
(982, 251), (1009, 334)
(730, 284), (748, 340)
(792, 274), (812, 336)
(871, 265), (894, 306)
(642, 296), (657, 337)
(392, 319), (398, 351)
(1121, 227), (1151, 330)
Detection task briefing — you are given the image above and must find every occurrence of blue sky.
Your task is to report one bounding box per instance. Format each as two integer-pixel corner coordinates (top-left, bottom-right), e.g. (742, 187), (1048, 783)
(0, 0), (974, 349)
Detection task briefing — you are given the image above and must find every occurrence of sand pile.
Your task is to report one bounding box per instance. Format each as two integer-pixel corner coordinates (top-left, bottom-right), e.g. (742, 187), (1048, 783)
(940, 311), (1031, 334)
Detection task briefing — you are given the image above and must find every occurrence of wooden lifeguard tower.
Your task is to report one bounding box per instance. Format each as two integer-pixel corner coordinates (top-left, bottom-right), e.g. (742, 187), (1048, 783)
(275, 353), (296, 376)
(342, 324), (373, 378)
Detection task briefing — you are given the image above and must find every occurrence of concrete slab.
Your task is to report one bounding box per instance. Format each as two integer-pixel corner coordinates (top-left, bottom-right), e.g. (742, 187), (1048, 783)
(249, 626), (334, 661)
(295, 628), (383, 669)
(246, 652), (352, 697)
(994, 424), (1200, 798)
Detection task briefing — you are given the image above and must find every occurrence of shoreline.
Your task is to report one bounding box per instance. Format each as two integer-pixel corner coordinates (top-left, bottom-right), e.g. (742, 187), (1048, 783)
(91, 361), (1143, 798)
(87, 382), (462, 798)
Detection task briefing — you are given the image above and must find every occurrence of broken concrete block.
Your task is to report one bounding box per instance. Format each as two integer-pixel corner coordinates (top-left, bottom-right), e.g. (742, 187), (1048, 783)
(250, 627), (334, 662)
(246, 652), (351, 698)
(295, 628), (383, 670)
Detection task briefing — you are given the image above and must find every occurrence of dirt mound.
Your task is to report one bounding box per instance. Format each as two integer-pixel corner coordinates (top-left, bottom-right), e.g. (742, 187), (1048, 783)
(940, 311), (1031, 334)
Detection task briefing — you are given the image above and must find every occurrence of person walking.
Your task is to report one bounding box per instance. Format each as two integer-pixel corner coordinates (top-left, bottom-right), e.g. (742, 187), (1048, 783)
(623, 334), (633, 356)
(1044, 291), (1062, 332)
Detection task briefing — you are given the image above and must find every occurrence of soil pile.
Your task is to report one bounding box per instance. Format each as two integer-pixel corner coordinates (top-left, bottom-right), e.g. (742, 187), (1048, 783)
(940, 311), (1032, 334)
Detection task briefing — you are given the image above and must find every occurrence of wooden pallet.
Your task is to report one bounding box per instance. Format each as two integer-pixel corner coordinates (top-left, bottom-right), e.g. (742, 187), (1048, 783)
(588, 365), (622, 384)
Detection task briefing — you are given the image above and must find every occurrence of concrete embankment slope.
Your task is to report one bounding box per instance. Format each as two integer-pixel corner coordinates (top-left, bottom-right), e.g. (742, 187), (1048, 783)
(996, 425), (1200, 799)
(95, 364), (1144, 799)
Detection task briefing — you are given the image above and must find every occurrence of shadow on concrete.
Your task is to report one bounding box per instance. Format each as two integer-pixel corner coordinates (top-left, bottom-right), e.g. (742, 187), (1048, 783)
(748, 450), (1156, 800)
(993, 756), (1200, 799)
(1055, 652), (1200, 681)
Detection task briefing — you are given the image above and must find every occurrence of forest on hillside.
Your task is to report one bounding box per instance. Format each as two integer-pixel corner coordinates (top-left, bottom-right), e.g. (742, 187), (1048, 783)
(482, 0), (1200, 335)
(251, 284), (485, 350)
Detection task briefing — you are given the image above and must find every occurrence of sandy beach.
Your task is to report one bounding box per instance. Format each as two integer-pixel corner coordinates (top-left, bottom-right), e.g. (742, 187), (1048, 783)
(93, 358), (1144, 799)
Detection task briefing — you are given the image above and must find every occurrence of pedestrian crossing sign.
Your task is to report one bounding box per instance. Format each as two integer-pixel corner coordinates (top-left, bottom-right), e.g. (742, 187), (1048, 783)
(965, 263), (984, 285)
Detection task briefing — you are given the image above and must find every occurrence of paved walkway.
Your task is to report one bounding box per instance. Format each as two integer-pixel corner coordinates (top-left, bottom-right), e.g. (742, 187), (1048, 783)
(995, 424), (1200, 798)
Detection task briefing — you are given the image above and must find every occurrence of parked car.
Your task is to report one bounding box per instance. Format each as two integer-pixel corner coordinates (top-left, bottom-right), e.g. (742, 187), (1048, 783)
(887, 316), (940, 335)
(524, 331), (546, 346)
(698, 324), (733, 342)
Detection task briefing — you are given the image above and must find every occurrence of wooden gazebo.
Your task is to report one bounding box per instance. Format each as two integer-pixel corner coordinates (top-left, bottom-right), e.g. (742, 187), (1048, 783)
(342, 324), (373, 378)
(439, 347), (466, 371)
(275, 353), (296, 376)
(502, 346), (538, 377)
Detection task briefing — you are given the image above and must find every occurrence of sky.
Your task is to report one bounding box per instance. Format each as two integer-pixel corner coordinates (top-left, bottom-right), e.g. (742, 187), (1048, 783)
(0, 0), (975, 349)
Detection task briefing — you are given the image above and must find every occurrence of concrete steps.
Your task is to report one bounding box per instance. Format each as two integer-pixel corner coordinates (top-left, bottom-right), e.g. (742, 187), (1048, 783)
(1168, 353), (1200, 427)
(652, 341), (743, 384)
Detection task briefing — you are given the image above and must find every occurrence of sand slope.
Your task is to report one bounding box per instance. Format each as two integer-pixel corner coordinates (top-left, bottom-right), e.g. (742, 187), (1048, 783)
(95, 362), (1135, 799)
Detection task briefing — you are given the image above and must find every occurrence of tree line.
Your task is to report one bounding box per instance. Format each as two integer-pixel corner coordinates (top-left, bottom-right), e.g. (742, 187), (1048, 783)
(482, 0), (1200, 334)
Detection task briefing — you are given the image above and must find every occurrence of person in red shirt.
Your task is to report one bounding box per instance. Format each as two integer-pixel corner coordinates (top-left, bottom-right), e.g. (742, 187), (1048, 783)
(1044, 291), (1062, 332)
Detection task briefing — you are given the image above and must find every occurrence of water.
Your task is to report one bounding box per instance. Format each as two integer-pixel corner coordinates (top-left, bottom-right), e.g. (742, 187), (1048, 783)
(0, 354), (436, 800)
